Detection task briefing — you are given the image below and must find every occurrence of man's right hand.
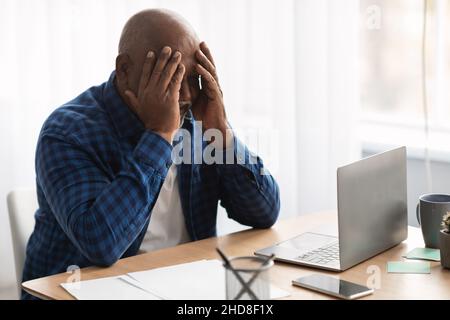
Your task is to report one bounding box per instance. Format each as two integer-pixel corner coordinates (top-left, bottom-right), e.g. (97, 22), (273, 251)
(125, 46), (185, 143)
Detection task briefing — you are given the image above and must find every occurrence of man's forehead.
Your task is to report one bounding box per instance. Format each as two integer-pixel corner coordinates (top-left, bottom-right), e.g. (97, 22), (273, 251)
(152, 35), (199, 56)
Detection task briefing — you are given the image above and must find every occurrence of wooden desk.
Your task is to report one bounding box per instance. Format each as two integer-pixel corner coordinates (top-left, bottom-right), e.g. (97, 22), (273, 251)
(22, 211), (450, 300)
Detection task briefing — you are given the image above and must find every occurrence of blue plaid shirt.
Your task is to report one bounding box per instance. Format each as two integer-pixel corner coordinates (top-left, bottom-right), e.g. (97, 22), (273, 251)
(22, 72), (280, 299)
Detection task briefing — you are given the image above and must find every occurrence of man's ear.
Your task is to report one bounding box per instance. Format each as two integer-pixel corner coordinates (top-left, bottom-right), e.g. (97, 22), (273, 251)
(115, 53), (132, 92)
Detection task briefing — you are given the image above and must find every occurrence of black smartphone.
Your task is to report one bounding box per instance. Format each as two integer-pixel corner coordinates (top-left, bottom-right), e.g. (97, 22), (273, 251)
(292, 274), (374, 300)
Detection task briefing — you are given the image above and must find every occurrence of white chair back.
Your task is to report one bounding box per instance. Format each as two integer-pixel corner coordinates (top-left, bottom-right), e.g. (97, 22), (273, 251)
(7, 189), (37, 295)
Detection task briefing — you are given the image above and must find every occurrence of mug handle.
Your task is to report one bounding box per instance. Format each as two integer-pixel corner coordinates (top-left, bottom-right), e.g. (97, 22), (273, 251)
(416, 203), (421, 226)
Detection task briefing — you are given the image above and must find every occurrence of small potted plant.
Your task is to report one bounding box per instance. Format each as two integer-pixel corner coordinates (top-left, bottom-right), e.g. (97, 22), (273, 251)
(440, 212), (450, 269)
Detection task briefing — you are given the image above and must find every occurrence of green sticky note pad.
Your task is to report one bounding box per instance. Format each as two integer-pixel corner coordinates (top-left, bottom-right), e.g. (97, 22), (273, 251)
(404, 248), (440, 261)
(387, 261), (431, 274)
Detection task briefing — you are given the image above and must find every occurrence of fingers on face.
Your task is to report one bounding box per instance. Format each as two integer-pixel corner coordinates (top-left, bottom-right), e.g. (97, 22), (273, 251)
(168, 63), (186, 96)
(150, 46), (172, 85)
(200, 41), (215, 66)
(195, 63), (218, 96)
(140, 43), (218, 99)
(139, 50), (155, 94)
(195, 49), (218, 82)
(160, 50), (182, 91)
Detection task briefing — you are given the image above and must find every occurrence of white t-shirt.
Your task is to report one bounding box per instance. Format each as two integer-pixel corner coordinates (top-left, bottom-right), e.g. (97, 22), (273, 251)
(139, 127), (234, 252)
(139, 164), (190, 252)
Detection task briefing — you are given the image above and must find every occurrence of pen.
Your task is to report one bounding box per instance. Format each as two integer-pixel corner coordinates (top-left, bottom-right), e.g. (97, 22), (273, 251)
(216, 248), (258, 300)
(234, 253), (275, 300)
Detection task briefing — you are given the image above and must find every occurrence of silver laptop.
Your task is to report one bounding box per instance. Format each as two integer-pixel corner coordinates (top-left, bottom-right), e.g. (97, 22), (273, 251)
(255, 147), (408, 271)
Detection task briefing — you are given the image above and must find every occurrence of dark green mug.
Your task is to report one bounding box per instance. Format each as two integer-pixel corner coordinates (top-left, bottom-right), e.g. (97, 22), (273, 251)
(416, 194), (450, 249)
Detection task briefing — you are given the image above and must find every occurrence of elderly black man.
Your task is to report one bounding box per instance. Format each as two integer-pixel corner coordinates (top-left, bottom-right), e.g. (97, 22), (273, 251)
(22, 9), (280, 300)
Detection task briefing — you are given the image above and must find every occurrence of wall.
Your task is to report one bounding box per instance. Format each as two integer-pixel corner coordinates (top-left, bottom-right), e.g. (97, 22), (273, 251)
(363, 150), (450, 227)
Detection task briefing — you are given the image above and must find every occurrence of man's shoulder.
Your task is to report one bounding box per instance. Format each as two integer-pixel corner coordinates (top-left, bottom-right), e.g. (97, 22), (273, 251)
(41, 83), (112, 141)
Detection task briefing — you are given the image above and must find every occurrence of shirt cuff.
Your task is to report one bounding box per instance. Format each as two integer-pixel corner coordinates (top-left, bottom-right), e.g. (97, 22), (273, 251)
(133, 131), (173, 176)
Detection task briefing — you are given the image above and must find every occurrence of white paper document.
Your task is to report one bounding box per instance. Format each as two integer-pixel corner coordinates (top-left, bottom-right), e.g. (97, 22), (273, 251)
(61, 259), (290, 300)
(61, 275), (162, 300)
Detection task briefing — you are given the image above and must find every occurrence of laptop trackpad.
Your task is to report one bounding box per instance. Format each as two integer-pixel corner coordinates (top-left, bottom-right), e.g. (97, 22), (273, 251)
(278, 232), (337, 254)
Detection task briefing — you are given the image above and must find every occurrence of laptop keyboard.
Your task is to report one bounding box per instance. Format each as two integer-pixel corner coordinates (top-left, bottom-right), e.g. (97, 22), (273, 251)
(296, 241), (340, 266)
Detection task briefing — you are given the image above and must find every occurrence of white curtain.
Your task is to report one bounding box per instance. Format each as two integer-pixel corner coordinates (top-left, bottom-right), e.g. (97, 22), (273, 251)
(0, 0), (360, 298)
(294, 0), (361, 213)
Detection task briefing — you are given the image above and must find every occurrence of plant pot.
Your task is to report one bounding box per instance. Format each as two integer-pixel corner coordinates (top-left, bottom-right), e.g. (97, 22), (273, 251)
(440, 230), (450, 269)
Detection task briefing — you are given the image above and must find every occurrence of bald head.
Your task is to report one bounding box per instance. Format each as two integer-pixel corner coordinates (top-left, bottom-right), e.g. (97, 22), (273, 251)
(115, 9), (201, 113)
(118, 9), (199, 60)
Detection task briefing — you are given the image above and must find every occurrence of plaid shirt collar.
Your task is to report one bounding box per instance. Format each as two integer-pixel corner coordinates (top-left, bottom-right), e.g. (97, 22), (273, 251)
(102, 71), (145, 138)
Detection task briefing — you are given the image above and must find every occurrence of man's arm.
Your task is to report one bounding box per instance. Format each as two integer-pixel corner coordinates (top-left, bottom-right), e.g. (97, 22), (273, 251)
(215, 136), (280, 228)
(36, 131), (172, 267)
(37, 47), (185, 267)
(191, 42), (280, 228)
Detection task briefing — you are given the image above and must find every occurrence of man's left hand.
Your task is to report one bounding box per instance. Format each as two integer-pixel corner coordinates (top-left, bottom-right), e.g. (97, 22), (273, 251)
(192, 42), (231, 148)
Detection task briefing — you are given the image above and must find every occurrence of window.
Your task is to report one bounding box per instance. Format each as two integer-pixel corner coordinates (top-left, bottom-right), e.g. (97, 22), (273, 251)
(360, 0), (450, 159)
